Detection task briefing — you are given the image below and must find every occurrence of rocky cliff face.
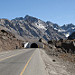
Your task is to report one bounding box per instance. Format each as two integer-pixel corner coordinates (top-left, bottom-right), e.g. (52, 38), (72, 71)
(46, 21), (75, 38)
(61, 24), (75, 37)
(68, 32), (75, 40)
(0, 29), (23, 51)
(0, 15), (66, 41)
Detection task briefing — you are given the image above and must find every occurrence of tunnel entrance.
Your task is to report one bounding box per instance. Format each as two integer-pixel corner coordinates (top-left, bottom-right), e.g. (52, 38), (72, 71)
(30, 43), (38, 48)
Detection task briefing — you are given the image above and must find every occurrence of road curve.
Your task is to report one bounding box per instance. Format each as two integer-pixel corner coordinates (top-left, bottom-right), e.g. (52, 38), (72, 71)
(0, 48), (47, 75)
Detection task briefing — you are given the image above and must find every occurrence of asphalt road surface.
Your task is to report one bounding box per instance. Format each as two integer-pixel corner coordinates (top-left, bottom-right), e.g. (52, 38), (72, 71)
(0, 48), (47, 75)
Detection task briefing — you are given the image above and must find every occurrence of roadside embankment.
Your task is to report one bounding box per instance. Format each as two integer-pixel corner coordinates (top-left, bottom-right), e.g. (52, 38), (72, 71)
(0, 29), (24, 52)
(40, 49), (75, 75)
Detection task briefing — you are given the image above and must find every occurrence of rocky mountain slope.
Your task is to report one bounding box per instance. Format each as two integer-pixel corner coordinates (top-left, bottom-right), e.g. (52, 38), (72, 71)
(0, 28), (24, 52)
(61, 24), (75, 36)
(0, 15), (66, 41)
(0, 15), (75, 41)
(46, 21), (75, 37)
(54, 23), (75, 37)
(68, 32), (75, 40)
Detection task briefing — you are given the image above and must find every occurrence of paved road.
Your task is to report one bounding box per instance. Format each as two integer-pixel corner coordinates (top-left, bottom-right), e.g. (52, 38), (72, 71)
(0, 48), (47, 75)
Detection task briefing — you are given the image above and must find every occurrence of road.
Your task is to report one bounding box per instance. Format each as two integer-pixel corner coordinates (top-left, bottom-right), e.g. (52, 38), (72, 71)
(0, 48), (47, 75)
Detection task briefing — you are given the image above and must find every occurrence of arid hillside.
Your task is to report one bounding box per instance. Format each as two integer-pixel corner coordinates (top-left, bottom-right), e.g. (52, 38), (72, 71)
(42, 39), (75, 63)
(0, 29), (24, 52)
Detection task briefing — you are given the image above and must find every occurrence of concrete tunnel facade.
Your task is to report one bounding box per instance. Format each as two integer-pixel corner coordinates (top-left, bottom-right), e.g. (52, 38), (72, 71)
(24, 42), (44, 48)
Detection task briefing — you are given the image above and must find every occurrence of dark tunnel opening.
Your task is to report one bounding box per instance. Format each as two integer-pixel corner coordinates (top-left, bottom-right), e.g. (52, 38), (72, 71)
(30, 43), (38, 48)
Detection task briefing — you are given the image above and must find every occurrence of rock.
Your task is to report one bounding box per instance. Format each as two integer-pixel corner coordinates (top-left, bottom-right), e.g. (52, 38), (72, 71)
(2, 36), (8, 40)
(52, 60), (56, 62)
(61, 41), (75, 53)
(68, 32), (75, 40)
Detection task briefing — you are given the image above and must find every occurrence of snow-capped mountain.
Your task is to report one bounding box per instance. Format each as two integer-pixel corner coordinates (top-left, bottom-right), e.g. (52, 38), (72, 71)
(61, 24), (75, 37)
(47, 22), (75, 37)
(56, 24), (75, 37)
(1, 15), (75, 41)
(0, 15), (66, 41)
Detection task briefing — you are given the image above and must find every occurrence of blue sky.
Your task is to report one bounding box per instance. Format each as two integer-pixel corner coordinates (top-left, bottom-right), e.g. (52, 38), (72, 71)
(0, 0), (75, 25)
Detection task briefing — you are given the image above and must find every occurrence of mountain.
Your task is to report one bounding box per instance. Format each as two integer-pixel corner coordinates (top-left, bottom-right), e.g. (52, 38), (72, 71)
(0, 28), (23, 51)
(49, 22), (75, 38)
(61, 24), (75, 37)
(0, 15), (67, 41)
(46, 21), (61, 30)
(68, 32), (75, 40)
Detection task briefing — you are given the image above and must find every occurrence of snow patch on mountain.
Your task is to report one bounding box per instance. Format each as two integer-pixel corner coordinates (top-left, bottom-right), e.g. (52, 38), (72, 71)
(65, 33), (70, 37)
(58, 29), (65, 32)
(35, 23), (47, 30)
(54, 28), (58, 30)
(37, 24), (47, 30)
(71, 27), (75, 29)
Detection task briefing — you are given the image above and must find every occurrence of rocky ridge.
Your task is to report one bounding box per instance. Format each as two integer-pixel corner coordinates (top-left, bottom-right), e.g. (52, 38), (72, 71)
(0, 15), (75, 41)
(0, 15), (66, 41)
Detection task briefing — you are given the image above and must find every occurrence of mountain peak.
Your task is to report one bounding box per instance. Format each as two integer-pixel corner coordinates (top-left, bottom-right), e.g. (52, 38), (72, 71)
(61, 23), (75, 30)
(46, 21), (54, 25)
(24, 15), (38, 22)
(0, 15), (67, 41)
(12, 17), (24, 20)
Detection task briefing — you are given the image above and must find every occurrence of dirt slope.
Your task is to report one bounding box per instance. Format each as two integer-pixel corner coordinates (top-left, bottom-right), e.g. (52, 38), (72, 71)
(0, 29), (24, 52)
(40, 49), (75, 75)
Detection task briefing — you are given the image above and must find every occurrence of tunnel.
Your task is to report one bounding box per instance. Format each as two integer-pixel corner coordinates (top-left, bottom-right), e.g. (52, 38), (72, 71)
(30, 43), (38, 48)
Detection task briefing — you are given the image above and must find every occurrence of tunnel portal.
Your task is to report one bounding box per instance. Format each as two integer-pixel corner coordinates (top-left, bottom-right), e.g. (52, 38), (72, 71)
(30, 43), (38, 48)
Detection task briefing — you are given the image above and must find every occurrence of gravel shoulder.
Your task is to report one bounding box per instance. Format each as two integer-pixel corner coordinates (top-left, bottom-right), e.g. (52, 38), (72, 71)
(39, 48), (75, 75)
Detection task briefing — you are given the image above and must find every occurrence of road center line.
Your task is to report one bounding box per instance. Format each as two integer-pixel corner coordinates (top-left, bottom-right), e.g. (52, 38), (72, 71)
(0, 51), (25, 61)
(20, 50), (35, 75)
